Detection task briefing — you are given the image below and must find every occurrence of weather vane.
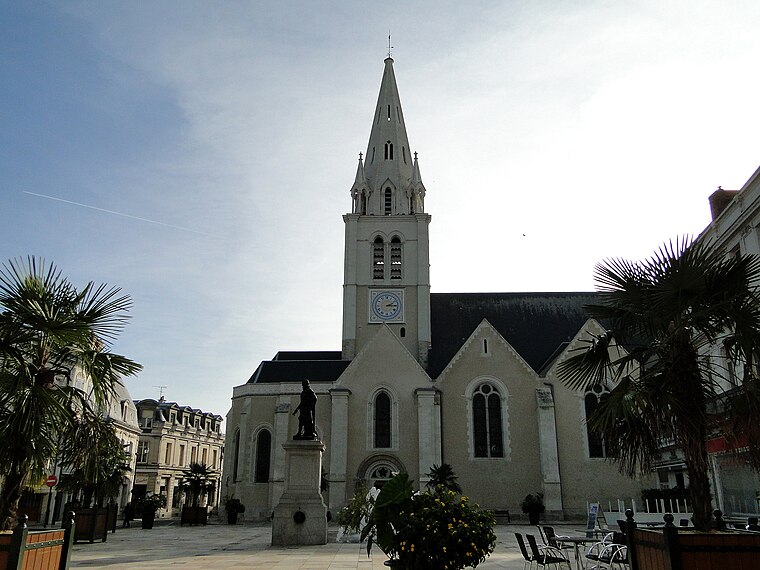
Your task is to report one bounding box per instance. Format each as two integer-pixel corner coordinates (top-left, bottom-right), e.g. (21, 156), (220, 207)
(387, 33), (393, 58)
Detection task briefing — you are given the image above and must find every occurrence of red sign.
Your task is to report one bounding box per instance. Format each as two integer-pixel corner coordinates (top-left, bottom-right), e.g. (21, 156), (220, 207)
(45, 475), (58, 488)
(707, 434), (749, 453)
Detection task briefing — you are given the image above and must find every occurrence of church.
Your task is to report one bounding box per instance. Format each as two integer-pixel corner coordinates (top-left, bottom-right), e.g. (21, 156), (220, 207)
(223, 56), (646, 521)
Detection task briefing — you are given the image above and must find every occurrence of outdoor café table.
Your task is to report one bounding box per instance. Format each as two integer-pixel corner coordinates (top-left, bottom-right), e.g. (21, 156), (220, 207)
(555, 535), (595, 569)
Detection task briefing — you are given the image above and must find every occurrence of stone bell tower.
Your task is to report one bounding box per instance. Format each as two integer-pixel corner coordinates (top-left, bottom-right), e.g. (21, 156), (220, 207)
(341, 56), (432, 368)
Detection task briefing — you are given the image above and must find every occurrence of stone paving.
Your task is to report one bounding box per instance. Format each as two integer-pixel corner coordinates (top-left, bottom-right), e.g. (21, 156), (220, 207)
(66, 521), (591, 569)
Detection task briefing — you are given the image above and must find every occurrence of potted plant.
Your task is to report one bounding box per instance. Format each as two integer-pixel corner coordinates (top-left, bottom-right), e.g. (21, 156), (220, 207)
(137, 493), (166, 529)
(180, 462), (216, 526)
(224, 496), (245, 525)
(521, 492), (545, 525)
(335, 480), (374, 542)
(361, 472), (496, 569)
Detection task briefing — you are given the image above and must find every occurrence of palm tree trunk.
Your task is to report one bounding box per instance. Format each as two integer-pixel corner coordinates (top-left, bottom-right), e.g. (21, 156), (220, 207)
(672, 333), (714, 531)
(0, 469), (26, 530)
(687, 456), (713, 530)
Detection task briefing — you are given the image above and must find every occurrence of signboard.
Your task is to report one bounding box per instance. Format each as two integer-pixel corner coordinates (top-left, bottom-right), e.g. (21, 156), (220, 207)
(586, 503), (599, 538)
(45, 475), (58, 488)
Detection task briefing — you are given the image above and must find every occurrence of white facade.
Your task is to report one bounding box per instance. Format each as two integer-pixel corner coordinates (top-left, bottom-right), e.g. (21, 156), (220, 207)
(695, 168), (760, 517)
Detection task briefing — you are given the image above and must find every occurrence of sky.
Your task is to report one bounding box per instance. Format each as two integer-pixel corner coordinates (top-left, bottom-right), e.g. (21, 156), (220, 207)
(3, 1), (760, 424)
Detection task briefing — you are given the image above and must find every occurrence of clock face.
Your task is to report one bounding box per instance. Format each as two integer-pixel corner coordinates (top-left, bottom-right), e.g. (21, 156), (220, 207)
(370, 290), (404, 322)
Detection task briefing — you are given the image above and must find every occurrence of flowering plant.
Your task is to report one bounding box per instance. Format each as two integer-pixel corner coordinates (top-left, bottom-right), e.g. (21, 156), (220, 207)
(336, 480), (374, 534)
(361, 472), (496, 569)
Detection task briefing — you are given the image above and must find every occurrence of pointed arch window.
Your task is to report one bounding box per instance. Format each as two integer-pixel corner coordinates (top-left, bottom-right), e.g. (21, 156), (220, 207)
(390, 236), (402, 280)
(384, 141), (393, 160)
(472, 383), (504, 458)
(254, 429), (271, 483)
(374, 392), (391, 448)
(232, 428), (241, 481)
(585, 385), (609, 458)
(384, 188), (392, 215)
(373, 237), (385, 280)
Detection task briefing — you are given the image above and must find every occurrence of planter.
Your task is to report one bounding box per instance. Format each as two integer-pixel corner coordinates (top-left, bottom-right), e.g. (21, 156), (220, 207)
(180, 506), (208, 526)
(141, 510), (156, 530)
(527, 512), (540, 525)
(626, 511), (760, 570)
(72, 505), (116, 543)
(226, 510), (239, 525)
(106, 505), (118, 534)
(1, 513), (75, 570)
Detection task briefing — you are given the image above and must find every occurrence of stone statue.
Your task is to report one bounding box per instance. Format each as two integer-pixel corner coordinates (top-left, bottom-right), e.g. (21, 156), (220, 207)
(293, 379), (317, 440)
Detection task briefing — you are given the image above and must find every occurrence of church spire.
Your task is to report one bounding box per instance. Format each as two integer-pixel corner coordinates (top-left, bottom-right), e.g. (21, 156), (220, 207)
(350, 153), (368, 214)
(358, 57), (418, 215)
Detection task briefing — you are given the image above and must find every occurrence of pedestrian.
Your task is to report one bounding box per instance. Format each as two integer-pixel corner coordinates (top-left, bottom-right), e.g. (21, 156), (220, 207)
(123, 502), (134, 527)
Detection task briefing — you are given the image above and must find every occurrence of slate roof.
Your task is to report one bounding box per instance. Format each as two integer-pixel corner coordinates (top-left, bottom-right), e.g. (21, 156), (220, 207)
(273, 351), (343, 361)
(246, 293), (601, 384)
(428, 292), (600, 378)
(247, 352), (350, 384)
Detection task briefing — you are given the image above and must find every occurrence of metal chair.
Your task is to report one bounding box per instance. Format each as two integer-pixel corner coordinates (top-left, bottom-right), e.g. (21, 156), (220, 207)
(515, 532), (537, 570)
(542, 525), (572, 550)
(585, 532), (615, 568)
(594, 543), (628, 569)
(526, 533), (572, 569)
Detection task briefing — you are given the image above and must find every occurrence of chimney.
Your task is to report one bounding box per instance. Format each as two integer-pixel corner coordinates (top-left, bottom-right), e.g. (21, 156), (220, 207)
(708, 187), (738, 220)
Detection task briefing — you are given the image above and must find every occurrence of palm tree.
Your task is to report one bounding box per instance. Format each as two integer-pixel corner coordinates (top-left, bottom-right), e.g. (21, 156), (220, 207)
(558, 238), (760, 530)
(57, 409), (131, 507)
(180, 462), (217, 507)
(425, 463), (463, 494)
(0, 257), (141, 530)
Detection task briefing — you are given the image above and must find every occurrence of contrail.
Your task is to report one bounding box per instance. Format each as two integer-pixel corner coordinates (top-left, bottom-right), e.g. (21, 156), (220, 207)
(23, 191), (212, 236)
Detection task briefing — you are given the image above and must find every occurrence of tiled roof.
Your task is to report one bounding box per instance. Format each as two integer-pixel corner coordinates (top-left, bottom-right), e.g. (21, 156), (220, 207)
(428, 292), (600, 378)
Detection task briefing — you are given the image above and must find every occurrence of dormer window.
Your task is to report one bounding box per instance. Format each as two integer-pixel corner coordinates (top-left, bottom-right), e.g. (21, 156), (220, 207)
(387, 105), (391, 120)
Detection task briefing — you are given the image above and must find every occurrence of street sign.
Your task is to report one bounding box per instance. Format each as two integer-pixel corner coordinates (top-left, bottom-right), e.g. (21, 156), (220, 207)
(45, 475), (58, 488)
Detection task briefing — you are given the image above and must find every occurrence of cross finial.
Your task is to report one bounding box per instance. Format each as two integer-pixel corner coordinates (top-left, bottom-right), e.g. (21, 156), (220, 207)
(359, 152), (363, 161)
(414, 151), (418, 160)
(387, 33), (393, 58)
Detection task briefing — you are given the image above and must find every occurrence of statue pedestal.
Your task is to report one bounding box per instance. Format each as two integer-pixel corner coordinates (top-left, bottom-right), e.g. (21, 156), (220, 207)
(271, 439), (328, 546)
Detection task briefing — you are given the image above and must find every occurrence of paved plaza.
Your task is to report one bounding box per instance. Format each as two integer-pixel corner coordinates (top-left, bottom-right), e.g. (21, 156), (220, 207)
(66, 521), (591, 569)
